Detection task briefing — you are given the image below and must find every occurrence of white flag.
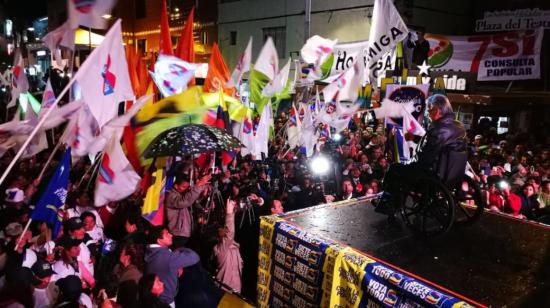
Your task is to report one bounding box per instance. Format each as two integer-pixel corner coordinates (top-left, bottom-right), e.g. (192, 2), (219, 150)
(237, 112), (256, 157)
(42, 21), (75, 67)
(321, 56), (363, 103)
(8, 49), (29, 108)
(40, 78), (57, 117)
(300, 35), (338, 81)
(74, 19), (134, 127)
(262, 58), (290, 97)
(67, 0), (116, 29)
(253, 102), (272, 159)
(299, 103), (318, 157)
(227, 37), (252, 88)
(286, 105), (301, 149)
(88, 94), (152, 156)
(63, 105), (100, 157)
(151, 55), (197, 98)
(94, 134), (141, 206)
(402, 107), (425, 160)
(366, 0), (409, 86)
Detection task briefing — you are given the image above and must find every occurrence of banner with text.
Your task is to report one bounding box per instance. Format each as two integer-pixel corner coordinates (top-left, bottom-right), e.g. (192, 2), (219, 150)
(426, 28), (544, 81)
(258, 203), (479, 308)
(330, 40), (396, 84)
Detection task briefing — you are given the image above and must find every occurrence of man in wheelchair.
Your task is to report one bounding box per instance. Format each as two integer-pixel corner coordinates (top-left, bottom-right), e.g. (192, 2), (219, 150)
(377, 94), (468, 216)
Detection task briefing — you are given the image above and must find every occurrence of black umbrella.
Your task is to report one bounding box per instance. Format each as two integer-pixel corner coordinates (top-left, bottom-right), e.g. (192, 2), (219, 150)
(142, 124), (244, 158)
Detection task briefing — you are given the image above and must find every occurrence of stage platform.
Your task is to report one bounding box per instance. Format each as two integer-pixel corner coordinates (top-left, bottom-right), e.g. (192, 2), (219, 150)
(257, 198), (550, 307)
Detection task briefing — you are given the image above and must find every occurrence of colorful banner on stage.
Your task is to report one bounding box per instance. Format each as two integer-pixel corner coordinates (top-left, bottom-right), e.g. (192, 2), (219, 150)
(259, 203), (477, 308)
(426, 28), (544, 81)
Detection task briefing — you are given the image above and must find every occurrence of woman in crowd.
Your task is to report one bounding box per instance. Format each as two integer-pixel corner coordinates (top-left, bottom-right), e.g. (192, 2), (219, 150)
(138, 274), (171, 308)
(519, 183), (540, 220)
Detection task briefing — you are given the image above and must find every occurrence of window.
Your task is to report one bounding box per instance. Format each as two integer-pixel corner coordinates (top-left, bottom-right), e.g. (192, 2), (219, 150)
(135, 0), (146, 19)
(230, 31), (237, 46)
(263, 26), (286, 56)
(137, 39), (147, 56)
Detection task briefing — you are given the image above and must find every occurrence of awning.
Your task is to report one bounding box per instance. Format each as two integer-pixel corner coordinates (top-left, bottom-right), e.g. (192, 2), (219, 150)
(75, 29), (105, 47)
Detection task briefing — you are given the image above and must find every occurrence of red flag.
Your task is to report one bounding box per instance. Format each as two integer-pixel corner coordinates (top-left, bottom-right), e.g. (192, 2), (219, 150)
(203, 43), (235, 96)
(159, 0), (173, 55)
(126, 47), (140, 96)
(176, 7), (195, 62)
(136, 56), (148, 96)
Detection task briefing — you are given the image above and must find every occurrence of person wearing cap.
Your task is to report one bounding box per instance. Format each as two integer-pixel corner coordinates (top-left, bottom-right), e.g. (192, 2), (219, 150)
(144, 226), (200, 307)
(58, 218), (95, 289)
(3, 175), (26, 208)
(32, 259), (57, 308)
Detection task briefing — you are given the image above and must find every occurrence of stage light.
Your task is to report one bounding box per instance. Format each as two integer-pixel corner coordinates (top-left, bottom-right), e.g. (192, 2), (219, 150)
(27, 27), (34, 31)
(310, 156), (330, 175)
(332, 133), (342, 142)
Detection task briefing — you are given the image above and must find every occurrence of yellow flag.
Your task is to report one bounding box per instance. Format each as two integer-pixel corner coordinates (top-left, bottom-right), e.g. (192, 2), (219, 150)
(135, 85), (203, 124)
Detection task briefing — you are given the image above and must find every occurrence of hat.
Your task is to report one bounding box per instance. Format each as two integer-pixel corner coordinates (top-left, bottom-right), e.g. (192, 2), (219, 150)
(57, 236), (82, 249)
(31, 259), (56, 279)
(4, 222), (23, 237)
(474, 135), (483, 140)
(5, 188), (25, 203)
(64, 217), (84, 232)
(56, 275), (82, 299)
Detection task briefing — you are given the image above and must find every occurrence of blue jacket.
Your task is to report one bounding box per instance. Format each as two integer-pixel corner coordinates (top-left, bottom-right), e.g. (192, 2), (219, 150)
(145, 245), (200, 304)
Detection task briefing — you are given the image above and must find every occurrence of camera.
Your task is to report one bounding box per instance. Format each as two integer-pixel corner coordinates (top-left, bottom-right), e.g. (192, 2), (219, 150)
(497, 180), (509, 190)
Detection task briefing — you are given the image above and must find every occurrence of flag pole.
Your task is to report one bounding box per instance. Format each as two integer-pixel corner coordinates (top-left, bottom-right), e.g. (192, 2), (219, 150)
(14, 218), (32, 252)
(37, 126), (71, 182)
(0, 73), (77, 188)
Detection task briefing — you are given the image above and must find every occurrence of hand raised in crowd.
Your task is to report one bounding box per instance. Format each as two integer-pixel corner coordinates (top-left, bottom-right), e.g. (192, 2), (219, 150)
(197, 174), (212, 186)
(226, 199), (237, 214)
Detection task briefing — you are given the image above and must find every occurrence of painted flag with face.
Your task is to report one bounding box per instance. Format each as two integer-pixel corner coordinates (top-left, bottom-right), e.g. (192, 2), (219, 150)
(151, 55), (197, 98)
(67, 0), (116, 29)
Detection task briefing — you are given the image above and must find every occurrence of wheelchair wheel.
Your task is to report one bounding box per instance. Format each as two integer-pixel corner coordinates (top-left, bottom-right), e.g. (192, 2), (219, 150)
(399, 177), (455, 237)
(452, 175), (485, 225)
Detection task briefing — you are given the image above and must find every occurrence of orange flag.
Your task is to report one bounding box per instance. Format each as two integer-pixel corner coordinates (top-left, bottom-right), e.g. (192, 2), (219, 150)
(203, 43), (235, 96)
(176, 6), (195, 86)
(159, 0), (173, 55)
(176, 7), (195, 63)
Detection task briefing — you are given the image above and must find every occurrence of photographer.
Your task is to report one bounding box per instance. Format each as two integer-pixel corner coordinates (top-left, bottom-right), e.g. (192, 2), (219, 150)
(165, 174), (211, 249)
(290, 176), (325, 211)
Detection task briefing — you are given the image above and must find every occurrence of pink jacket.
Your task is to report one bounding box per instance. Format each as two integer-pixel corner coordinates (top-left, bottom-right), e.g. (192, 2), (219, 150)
(213, 211), (243, 293)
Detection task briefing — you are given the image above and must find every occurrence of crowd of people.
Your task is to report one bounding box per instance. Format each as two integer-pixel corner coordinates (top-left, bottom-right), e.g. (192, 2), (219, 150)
(0, 97), (548, 308)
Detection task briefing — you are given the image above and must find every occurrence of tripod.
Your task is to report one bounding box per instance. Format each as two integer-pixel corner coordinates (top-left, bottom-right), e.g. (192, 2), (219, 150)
(200, 181), (225, 233)
(238, 196), (256, 229)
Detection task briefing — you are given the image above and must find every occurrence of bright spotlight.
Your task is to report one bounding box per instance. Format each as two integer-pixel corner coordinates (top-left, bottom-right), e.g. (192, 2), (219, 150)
(333, 133), (342, 142)
(310, 156), (330, 175)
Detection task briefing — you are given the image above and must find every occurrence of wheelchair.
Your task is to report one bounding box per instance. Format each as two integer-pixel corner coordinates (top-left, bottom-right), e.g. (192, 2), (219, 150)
(393, 148), (485, 237)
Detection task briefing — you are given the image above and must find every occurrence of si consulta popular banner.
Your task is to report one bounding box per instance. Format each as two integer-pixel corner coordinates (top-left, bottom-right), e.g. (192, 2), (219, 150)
(426, 28), (544, 81)
(258, 204), (477, 308)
